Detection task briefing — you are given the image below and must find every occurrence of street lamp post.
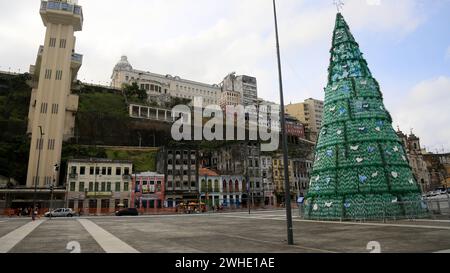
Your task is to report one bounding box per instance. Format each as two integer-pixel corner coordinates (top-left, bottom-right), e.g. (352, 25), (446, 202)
(273, 0), (294, 245)
(32, 126), (44, 212)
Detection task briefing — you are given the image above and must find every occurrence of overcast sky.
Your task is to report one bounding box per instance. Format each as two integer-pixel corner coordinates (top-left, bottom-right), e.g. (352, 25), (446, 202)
(0, 0), (449, 152)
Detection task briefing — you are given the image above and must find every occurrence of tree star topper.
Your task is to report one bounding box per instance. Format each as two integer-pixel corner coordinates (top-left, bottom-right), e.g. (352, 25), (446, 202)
(334, 0), (345, 12)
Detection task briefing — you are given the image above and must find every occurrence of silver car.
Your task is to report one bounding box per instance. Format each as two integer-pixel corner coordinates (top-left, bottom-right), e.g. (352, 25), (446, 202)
(44, 208), (75, 218)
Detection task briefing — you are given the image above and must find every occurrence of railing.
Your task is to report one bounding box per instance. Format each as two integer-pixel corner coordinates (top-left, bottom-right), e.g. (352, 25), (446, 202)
(122, 175), (132, 180)
(71, 53), (83, 64)
(69, 173), (78, 179)
(40, 1), (83, 18)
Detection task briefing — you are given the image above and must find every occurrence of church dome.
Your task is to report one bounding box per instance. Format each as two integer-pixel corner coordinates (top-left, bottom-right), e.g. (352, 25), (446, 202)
(114, 55), (133, 71)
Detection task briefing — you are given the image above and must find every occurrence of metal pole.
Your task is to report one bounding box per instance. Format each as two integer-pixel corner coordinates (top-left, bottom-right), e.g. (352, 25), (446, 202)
(273, 0), (294, 245)
(33, 126), (44, 213)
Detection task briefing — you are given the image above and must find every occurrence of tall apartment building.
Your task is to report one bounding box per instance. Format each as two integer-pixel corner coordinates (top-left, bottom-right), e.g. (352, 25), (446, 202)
(286, 98), (324, 141)
(221, 73), (258, 106)
(219, 90), (241, 110)
(26, 0), (83, 188)
(111, 56), (221, 105)
(156, 147), (200, 207)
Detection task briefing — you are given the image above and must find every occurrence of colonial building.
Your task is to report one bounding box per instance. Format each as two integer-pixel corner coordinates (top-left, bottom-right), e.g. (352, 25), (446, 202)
(423, 152), (450, 191)
(260, 155), (274, 206)
(220, 175), (245, 208)
(66, 158), (133, 215)
(272, 157), (296, 205)
(199, 168), (221, 207)
(131, 172), (165, 212)
(26, 0), (83, 188)
(157, 146), (200, 208)
(396, 128), (431, 193)
(111, 56), (220, 105)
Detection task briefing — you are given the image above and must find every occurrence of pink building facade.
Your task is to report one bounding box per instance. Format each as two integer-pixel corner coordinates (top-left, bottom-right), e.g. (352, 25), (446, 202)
(131, 172), (165, 212)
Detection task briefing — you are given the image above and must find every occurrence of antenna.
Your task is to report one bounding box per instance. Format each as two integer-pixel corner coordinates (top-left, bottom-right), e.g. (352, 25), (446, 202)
(333, 0), (345, 12)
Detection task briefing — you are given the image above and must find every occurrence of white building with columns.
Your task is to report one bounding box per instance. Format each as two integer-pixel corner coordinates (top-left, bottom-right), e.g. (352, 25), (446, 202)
(111, 56), (221, 105)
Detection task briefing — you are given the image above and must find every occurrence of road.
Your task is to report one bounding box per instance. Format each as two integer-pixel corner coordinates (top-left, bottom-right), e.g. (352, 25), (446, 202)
(0, 209), (449, 253)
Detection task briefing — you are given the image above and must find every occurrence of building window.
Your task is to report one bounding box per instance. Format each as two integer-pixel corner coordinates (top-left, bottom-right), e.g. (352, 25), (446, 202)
(101, 182), (106, 192)
(115, 182), (121, 192)
(51, 103), (59, 114)
(79, 182), (85, 192)
(94, 182), (99, 192)
(59, 39), (67, 48)
(55, 70), (63, 80)
(175, 181), (181, 188)
(47, 139), (55, 150)
(45, 69), (52, 79)
(36, 138), (43, 150)
(40, 103), (48, 114)
(90, 167), (94, 175)
(88, 182), (93, 192)
(69, 182), (76, 192)
(49, 38), (56, 47)
(102, 167), (106, 175)
(116, 168), (121, 176)
(95, 167), (100, 175)
(124, 167), (130, 175)
(124, 182), (129, 192)
(167, 181), (173, 188)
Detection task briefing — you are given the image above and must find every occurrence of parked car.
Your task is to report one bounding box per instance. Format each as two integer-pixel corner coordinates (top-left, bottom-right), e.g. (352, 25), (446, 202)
(44, 208), (75, 218)
(115, 208), (139, 216)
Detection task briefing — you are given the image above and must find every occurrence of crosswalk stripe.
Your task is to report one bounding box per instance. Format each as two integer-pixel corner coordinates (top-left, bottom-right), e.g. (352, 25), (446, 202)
(78, 219), (139, 253)
(0, 220), (45, 253)
(434, 249), (450, 253)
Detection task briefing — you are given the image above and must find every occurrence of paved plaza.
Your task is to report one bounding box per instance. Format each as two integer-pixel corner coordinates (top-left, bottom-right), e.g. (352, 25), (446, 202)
(0, 209), (449, 253)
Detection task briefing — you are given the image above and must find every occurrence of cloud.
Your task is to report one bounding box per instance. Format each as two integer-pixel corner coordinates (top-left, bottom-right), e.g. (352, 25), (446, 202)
(0, 0), (430, 102)
(392, 76), (450, 151)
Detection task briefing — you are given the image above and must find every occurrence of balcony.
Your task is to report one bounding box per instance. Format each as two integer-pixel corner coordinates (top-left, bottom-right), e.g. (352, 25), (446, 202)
(69, 173), (78, 179)
(40, 1), (83, 31)
(72, 53), (83, 64)
(122, 175), (132, 181)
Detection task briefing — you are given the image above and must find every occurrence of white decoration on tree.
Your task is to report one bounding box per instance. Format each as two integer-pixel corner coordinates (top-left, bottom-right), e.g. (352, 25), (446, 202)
(350, 145), (359, 151)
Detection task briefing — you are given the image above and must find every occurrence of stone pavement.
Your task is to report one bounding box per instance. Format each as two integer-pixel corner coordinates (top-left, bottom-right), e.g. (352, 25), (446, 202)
(0, 209), (449, 253)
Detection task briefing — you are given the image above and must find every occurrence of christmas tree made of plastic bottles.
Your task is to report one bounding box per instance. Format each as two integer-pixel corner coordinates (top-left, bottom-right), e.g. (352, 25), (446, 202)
(305, 13), (426, 220)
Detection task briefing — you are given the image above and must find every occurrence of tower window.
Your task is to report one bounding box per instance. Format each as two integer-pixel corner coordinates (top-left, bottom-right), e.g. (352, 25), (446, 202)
(55, 70), (63, 80)
(47, 139), (55, 150)
(51, 104), (59, 114)
(40, 103), (48, 114)
(45, 69), (52, 79)
(49, 38), (56, 47)
(60, 39), (67, 49)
